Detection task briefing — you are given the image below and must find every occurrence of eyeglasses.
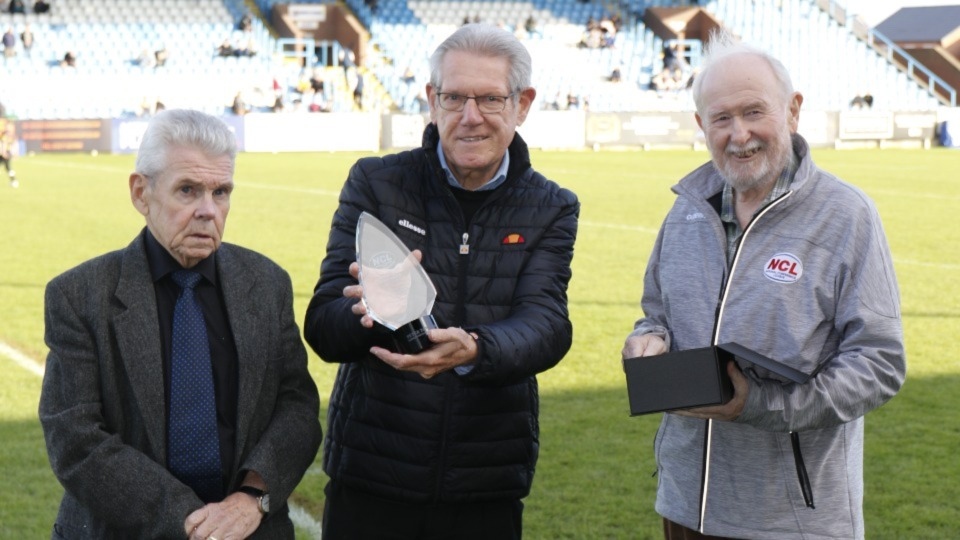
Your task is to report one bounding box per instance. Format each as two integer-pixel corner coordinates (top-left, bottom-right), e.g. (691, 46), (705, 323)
(436, 92), (516, 114)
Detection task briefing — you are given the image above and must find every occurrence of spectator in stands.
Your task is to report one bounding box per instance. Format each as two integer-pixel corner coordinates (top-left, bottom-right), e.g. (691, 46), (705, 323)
(599, 17), (617, 47)
(231, 91), (248, 116)
(61, 50), (76, 68)
(609, 62), (622, 83)
(400, 65), (416, 86)
(7, 0), (25, 15)
(579, 25), (602, 49)
(650, 66), (684, 96)
(305, 23), (578, 540)
(139, 96), (157, 117)
(412, 88), (428, 113)
(229, 33), (251, 57)
(2, 27), (15, 59)
(852, 92), (874, 109)
(524, 14), (541, 38)
(155, 46), (168, 67)
(352, 75), (364, 110)
(309, 67), (325, 94)
(32, 0), (49, 14)
(662, 42), (685, 72)
(19, 22), (33, 58)
(216, 38), (234, 57)
(339, 48), (355, 79)
(546, 91), (563, 110)
(238, 12), (252, 33)
(137, 47), (157, 69)
(240, 36), (257, 57)
(622, 29), (904, 540)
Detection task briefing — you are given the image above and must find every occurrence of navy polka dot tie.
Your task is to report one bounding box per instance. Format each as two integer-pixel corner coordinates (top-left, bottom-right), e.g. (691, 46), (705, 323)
(168, 270), (222, 502)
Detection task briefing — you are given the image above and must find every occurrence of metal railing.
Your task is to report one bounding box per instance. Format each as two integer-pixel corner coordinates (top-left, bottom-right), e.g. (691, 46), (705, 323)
(815, 0), (956, 107)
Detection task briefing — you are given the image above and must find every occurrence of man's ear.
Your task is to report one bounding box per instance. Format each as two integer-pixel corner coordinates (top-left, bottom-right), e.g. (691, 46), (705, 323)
(130, 173), (149, 216)
(516, 87), (537, 126)
(788, 91), (804, 133)
(425, 83), (438, 124)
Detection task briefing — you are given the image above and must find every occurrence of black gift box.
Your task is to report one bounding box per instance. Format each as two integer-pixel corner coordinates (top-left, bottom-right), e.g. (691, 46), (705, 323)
(624, 342), (810, 416)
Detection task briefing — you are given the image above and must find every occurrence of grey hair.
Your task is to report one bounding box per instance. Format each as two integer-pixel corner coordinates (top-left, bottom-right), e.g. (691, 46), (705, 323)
(134, 109), (237, 180)
(691, 29), (795, 113)
(429, 23), (532, 96)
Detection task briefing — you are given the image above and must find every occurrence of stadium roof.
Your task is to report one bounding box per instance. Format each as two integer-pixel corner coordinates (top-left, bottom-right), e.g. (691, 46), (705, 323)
(875, 5), (960, 44)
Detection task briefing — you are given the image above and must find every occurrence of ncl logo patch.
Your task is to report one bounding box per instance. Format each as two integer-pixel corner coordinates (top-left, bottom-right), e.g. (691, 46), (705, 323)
(764, 253), (803, 283)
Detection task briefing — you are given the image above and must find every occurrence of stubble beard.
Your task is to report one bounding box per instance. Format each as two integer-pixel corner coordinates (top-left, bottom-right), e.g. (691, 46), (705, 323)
(715, 130), (795, 193)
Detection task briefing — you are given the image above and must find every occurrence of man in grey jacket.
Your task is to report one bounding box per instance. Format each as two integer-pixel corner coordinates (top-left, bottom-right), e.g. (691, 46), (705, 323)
(622, 31), (905, 539)
(39, 109), (321, 539)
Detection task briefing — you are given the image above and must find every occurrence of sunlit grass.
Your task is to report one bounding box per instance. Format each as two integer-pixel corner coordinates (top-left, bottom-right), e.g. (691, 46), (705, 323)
(1, 146), (957, 538)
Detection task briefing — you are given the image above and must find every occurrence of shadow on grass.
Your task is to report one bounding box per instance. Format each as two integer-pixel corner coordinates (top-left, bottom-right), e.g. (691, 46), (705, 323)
(0, 418), (61, 538)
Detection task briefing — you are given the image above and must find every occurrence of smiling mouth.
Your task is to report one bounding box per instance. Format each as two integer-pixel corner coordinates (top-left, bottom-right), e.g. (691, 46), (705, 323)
(460, 136), (487, 142)
(729, 146), (761, 159)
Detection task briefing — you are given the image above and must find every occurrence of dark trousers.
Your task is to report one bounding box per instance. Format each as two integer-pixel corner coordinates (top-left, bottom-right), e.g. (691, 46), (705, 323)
(322, 480), (523, 540)
(664, 517), (738, 539)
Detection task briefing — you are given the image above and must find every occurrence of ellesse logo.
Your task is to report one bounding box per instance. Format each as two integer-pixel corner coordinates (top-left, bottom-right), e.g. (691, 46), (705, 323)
(502, 233), (525, 245)
(763, 253), (803, 283)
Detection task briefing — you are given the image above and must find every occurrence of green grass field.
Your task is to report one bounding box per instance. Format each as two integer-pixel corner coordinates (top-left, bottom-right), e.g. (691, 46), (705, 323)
(1, 146), (958, 538)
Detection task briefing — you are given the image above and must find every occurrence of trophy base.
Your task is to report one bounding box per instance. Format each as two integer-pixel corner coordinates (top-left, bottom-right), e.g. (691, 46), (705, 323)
(392, 315), (438, 354)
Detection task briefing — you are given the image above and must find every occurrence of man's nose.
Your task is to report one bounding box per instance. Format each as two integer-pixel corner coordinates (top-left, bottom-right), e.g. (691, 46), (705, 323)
(730, 117), (750, 143)
(460, 98), (484, 122)
(195, 193), (217, 218)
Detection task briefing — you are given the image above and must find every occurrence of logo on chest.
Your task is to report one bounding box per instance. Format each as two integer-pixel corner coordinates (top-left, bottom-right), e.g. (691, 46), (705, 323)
(763, 253), (803, 283)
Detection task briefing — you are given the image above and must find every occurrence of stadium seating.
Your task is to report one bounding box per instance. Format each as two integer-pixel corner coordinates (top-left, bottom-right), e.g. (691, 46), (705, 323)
(0, 0), (943, 120)
(708, 0), (940, 110)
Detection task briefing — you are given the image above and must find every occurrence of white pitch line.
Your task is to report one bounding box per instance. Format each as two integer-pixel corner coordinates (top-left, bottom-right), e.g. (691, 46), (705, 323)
(289, 502), (323, 539)
(240, 181), (341, 198)
(895, 258), (960, 270)
(580, 220), (660, 235)
(0, 341), (44, 377)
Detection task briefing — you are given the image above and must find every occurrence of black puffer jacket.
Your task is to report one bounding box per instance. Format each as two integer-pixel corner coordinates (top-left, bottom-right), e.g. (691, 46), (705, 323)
(304, 124), (579, 503)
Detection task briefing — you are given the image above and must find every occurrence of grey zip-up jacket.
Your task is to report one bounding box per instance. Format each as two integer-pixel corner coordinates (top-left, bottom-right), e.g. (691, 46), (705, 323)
(630, 134), (905, 539)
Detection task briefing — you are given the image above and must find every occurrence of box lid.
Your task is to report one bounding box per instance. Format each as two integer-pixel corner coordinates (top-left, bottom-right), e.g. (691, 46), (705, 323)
(717, 342), (812, 384)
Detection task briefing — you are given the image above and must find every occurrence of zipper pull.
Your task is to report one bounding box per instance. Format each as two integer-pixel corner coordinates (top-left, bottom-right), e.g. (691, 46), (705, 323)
(459, 232), (470, 255)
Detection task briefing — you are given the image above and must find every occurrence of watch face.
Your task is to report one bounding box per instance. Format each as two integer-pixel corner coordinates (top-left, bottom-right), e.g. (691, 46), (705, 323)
(260, 493), (270, 513)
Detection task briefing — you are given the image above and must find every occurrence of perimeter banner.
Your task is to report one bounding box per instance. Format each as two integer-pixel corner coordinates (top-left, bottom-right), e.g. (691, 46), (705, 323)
(19, 119), (111, 153)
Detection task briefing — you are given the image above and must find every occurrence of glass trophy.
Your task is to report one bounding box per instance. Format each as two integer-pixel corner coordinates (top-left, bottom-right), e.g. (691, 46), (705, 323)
(356, 211), (438, 353)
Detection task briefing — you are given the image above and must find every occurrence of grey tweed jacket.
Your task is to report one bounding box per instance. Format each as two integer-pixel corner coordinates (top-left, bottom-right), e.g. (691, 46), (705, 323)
(39, 231), (322, 539)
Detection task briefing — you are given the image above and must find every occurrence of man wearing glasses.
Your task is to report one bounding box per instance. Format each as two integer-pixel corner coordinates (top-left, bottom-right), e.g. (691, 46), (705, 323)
(304, 23), (580, 540)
